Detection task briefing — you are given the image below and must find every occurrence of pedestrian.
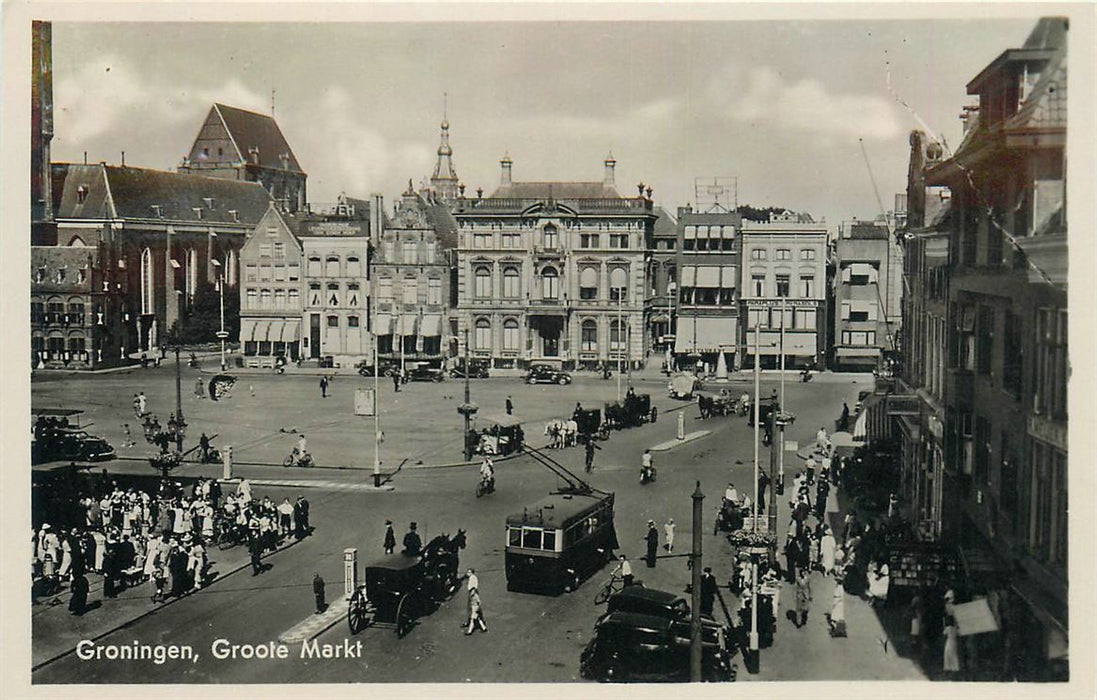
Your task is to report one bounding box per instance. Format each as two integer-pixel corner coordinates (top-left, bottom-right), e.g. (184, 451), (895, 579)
(839, 402), (850, 431)
(909, 593), (924, 652)
(195, 377), (205, 399)
(614, 554), (634, 587)
(403, 522), (422, 556)
(383, 520), (396, 554)
(320, 376), (328, 398)
(313, 572), (326, 614)
(68, 572), (89, 615)
(943, 615), (961, 675)
(466, 567), (479, 593)
(827, 575), (847, 637)
(199, 433), (211, 463)
(505, 396), (513, 415)
(663, 518), (676, 553)
(133, 394), (142, 417)
(784, 537), (799, 583)
(584, 439), (599, 472)
(296, 495), (310, 535)
(249, 536), (263, 576)
(867, 559), (891, 607)
(138, 392), (147, 415)
(465, 588), (487, 635)
(699, 567), (717, 617)
(277, 498), (294, 536)
(122, 423), (135, 448)
(644, 520), (659, 568)
(392, 371), (401, 392)
(794, 569), (812, 628)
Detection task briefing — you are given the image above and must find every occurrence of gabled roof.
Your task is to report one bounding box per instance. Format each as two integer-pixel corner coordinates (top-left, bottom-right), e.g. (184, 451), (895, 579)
(424, 202), (459, 250)
(489, 181), (624, 200)
(653, 206), (678, 236)
(52, 163), (272, 225)
(1005, 50), (1067, 131)
(215, 103), (304, 173)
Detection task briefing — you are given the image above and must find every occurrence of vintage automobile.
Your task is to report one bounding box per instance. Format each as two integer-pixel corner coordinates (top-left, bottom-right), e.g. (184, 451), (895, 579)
(404, 362), (445, 382)
(347, 530), (465, 638)
(357, 359), (398, 377)
(33, 410), (116, 463)
(526, 364), (572, 385)
(450, 359), (490, 379)
(579, 611), (735, 682)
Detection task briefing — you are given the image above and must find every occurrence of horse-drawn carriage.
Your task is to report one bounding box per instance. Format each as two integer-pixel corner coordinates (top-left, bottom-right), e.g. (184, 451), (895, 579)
(573, 408), (607, 442)
(604, 393), (654, 430)
(347, 530), (466, 638)
(472, 415), (524, 457)
(696, 391), (738, 419)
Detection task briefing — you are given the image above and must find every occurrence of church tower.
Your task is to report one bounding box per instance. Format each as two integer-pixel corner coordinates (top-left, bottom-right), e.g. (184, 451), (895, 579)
(429, 95), (460, 208)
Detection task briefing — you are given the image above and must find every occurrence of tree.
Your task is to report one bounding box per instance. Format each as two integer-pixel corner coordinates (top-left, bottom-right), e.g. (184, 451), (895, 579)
(175, 281), (238, 345)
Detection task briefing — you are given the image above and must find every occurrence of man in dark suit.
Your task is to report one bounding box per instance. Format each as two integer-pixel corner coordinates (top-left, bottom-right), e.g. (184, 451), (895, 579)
(403, 522), (422, 556)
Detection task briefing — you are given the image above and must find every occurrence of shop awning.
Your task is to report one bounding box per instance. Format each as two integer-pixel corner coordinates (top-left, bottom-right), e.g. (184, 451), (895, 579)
(721, 266), (737, 289)
(680, 266), (696, 287)
(674, 316), (737, 353)
(684, 225), (697, 239)
(953, 599), (1000, 636)
(266, 321), (285, 343)
(650, 314), (670, 324)
(239, 318), (258, 342)
(281, 319), (301, 342)
(421, 314), (442, 337)
(398, 315), (418, 336)
(374, 313), (392, 335)
(695, 266), (721, 287)
(852, 410), (868, 441)
(253, 320), (271, 342)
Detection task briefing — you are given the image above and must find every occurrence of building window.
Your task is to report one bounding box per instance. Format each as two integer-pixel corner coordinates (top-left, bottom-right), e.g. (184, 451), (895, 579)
(543, 224), (558, 249)
(377, 277), (392, 301)
(747, 308), (768, 329)
(403, 242), (418, 264)
(246, 262), (259, 281)
(609, 268), (627, 303)
(186, 249), (198, 298)
(750, 249), (766, 261)
(274, 290), (286, 309)
(1003, 311), (1023, 397)
(976, 306), (994, 376)
(346, 255), (361, 278)
(31, 301), (45, 324)
(775, 274), (790, 297)
(140, 247), (154, 315)
(474, 267), (491, 299)
(800, 249), (816, 261)
(503, 319), (520, 350)
(327, 282), (340, 306)
(259, 265), (272, 281)
(428, 278), (442, 305)
(800, 275), (815, 298)
(580, 233), (600, 249)
(274, 265), (286, 282)
(610, 233), (629, 249)
(403, 277), (418, 305)
(1029, 440), (1067, 567)
(841, 330), (876, 346)
(348, 315), (360, 328)
(327, 315), (339, 328)
(474, 233), (491, 249)
(325, 255), (340, 277)
(288, 289), (299, 307)
(68, 301), (85, 325)
(503, 267), (521, 299)
(579, 267), (598, 300)
(581, 320), (597, 352)
(260, 289), (272, 308)
(849, 309), (870, 323)
(502, 233), (520, 249)
(752, 274), (765, 298)
(246, 288), (257, 308)
(610, 320), (625, 352)
(474, 318), (491, 349)
(974, 415), (990, 484)
(273, 242), (285, 260)
(776, 249), (791, 261)
(1034, 308), (1067, 420)
(307, 255), (321, 276)
(795, 308), (817, 330)
(287, 263), (300, 281)
(259, 244), (272, 258)
(541, 267), (559, 300)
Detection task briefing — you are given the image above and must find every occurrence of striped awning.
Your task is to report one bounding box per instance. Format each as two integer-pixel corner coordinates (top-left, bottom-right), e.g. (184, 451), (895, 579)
(398, 315), (418, 336)
(239, 319), (258, 342)
(421, 314), (442, 337)
(281, 319), (300, 342)
(374, 313), (392, 335)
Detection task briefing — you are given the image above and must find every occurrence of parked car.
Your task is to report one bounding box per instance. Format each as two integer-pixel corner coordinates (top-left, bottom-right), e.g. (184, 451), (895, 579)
(450, 359), (490, 379)
(597, 587), (723, 631)
(404, 363), (445, 382)
(580, 611), (734, 682)
(526, 364), (572, 385)
(357, 360), (398, 377)
(44, 429), (116, 462)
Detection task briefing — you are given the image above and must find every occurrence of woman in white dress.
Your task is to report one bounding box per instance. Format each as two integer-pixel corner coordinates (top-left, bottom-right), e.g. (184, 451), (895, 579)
(820, 528), (837, 574)
(943, 616), (961, 675)
(867, 560), (890, 606)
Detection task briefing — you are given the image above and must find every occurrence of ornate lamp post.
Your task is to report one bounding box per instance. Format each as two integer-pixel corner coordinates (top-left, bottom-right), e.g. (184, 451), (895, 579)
(457, 328), (478, 461)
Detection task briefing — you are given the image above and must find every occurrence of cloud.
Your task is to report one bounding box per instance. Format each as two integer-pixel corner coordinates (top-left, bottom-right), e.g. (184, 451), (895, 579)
(710, 65), (902, 142)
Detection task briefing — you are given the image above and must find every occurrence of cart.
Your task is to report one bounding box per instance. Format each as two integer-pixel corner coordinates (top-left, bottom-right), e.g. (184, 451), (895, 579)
(347, 530), (465, 638)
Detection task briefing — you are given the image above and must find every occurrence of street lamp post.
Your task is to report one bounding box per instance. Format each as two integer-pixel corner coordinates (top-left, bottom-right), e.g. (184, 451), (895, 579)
(457, 328), (478, 461)
(617, 289), (623, 401)
(690, 480), (704, 682)
(749, 323), (760, 665)
(216, 274), (228, 372)
(174, 344), (184, 453)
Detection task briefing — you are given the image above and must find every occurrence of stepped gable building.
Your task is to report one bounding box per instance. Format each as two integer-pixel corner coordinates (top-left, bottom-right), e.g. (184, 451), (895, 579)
(178, 103), (307, 213)
(454, 155), (656, 370)
(673, 205), (743, 375)
(42, 163), (271, 362)
(739, 215), (828, 369)
(832, 219), (903, 370)
(372, 183), (459, 367)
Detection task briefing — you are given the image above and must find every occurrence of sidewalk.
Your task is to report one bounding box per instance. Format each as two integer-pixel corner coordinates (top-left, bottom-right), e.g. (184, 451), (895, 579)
(31, 532), (304, 670)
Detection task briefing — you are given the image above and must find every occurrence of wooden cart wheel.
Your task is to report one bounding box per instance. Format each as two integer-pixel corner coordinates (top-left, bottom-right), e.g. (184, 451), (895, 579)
(347, 589), (367, 635)
(395, 592), (414, 638)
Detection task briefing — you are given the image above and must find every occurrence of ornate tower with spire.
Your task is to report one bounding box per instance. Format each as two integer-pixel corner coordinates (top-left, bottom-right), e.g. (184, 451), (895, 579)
(430, 94), (460, 208)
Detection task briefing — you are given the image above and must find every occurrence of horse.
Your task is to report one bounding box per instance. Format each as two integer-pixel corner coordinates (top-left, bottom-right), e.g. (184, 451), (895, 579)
(544, 420), (565, 449)
(422, 529), (467, 601)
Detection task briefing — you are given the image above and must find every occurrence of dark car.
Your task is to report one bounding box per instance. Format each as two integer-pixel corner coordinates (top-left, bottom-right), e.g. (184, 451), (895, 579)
(357, 360), (398, 377)
(580, 611), (735, 682)
(526, 364), (572, 385)
(450, 359), (490, 379)
(405, 364), (445, 382)
(598, 587), (722, 631)
(47, 429), (116, 462)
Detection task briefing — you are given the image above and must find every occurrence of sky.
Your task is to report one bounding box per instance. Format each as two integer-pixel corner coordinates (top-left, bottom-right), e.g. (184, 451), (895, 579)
(50, 18), (1041, 230)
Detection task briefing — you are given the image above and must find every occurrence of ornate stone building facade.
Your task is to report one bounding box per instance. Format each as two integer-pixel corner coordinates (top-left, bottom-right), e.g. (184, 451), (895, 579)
(453, 156), (655, 370)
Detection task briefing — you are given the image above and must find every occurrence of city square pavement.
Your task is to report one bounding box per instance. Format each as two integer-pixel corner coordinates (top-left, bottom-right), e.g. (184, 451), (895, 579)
(32, 366), (926, 683)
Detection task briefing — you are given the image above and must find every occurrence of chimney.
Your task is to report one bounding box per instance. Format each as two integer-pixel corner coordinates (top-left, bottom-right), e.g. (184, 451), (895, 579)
(500, 155), (512, 186)
(121, 151), (125, 167)
(603, 153), (616, 186)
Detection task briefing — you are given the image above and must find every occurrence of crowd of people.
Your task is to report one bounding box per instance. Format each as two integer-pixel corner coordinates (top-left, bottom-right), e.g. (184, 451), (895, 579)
(31, 471), (311, 615)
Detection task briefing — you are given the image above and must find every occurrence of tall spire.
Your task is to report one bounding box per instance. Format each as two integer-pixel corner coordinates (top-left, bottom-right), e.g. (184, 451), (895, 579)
(431, 93), (459, 207)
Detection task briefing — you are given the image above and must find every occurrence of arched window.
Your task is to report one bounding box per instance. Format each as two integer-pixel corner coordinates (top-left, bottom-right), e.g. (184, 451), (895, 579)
(543, 224), (558, 249)
(610, 319), (625, 352)
(503, 319), (520, 350)
(186, 248), (198, 298)
(140, 247), (153, 315)
(541, 267), (559, 300)
(610, 267), (628, 302)
(224, 249), (237, 286)
(503, 267), (521, 298)
(474, 266), (492, 299)
(579, 266), (599, 300)
(581, 319), (598, 351)
(325, 255), (340, 277)
(474, 318), (491, 349)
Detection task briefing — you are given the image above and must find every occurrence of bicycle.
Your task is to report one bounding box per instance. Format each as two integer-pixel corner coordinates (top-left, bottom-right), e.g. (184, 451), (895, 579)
(594, 574), (631, 605)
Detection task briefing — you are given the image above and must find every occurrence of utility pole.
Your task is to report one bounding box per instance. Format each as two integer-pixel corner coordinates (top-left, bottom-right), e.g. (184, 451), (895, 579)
(690, 480), (704, 682)
(458, 328), (478, 461)
(617, 290), (623, 401)
(749, 323), (760, 670)
(174, 344), (184, 452)
(217, 274), (227, 371)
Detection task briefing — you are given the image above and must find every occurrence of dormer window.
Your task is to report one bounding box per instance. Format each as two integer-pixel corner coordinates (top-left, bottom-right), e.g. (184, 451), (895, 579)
(193, 207), (203, 220)
(56, 267), (66, 283)
(76, 185), (88, 204)
(228, 209), (239, 222)
(78, 266), (88, 284)
(203, 197), (215, 209)
(150, 204), (162, 218)
(35, 267), (46, 283)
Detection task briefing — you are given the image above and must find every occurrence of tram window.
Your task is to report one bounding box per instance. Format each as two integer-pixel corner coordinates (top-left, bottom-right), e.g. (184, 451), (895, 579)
(542, 530), (557, 551)
(522, 528), (543, 549)
(508, 527), (521, 547)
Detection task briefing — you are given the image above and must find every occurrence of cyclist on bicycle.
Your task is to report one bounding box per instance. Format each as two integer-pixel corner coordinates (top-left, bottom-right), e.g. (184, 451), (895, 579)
(612, 554), (634, 587)
(479, 457), (495, 490)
